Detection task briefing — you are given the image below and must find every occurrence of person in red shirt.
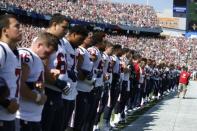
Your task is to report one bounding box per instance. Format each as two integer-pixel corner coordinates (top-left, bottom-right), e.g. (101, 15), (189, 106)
(132, 53), (142, 107)
(133, 53), (141, 84)
(177, 66), (190, 98)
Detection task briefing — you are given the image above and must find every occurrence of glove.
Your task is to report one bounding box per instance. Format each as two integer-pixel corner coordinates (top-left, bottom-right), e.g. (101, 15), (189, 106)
(94, 69), (103, 78)
(0, 78), (10, 101)
(0, 85), (10, 102)
(84, 78), (96, 86)
(6, 99), (19, 114)
(113, 73), (120, 81)
(0, 80), (19, 113)
(68, 70), (78, 82)
(54, 79), (70, 95)
(104, 82), (110, 90)
(81, 69), (93, 80)
(62, 83), (71, 95)
(115, 81), (120, 89)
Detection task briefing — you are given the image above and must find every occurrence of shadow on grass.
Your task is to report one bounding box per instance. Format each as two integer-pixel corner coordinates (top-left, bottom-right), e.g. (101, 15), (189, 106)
(113, 92), (177, 131)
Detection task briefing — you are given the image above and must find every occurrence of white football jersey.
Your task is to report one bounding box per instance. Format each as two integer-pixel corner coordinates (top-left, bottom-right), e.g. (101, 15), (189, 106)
(144, 65), (151, 80)
(46, 39), (68, 92)
(0, 41), (21, 121)
(61, 38), (78, 100)
(88, 46), (104, 87)
(120, 57), (124, 81)
(111, 55), (121, 74)
(16, 48), (44, 122)
(102, 53), (112, 83)
(139, 67), (145, 84)
(108, 56), (113, 83)
(120, 56), (131, 91)
(102, 53), (110, 74)
(62, 38), (77, 71)
(76, 46), (94, 92)
(122, 56), (130, 81)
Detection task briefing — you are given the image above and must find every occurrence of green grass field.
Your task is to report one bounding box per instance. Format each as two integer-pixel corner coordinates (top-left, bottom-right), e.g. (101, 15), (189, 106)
(111, 99), (160, 130)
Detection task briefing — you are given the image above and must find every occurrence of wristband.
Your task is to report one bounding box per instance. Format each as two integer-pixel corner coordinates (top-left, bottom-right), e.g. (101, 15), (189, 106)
(35, 93), (41, 102)
(54, 79), (68, 90)
(0, 99), (11, 108)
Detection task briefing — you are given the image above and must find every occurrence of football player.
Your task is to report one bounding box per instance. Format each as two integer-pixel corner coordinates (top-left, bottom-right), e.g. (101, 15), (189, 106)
(0, 14), (22, 131)
(16, 32), (58, 131)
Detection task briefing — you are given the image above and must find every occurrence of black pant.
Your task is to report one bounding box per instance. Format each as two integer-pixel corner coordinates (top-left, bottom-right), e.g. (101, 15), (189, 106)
(94, 83), (110, 125)
(103, 76), (120, 122)
(142, 81), (147, 99)
(83, 87), (103, 131)
(127, 80), (135, 109)
(139, 83), (145, 104)
(149, 78), (154, 96)
(73, 91), (91, 131)
(0, 120), (15, 131)
(114, 81), (130, 114)
(144, 79), (150, 98)
(133, 84), (143, 107)
(153, 80), (159, 97)
(168, 79), (173, 90)
(162, 78), (167, 92)
(62, 99), (75, 131)
(19, 119), (41, 131)
(131, 82), (141, 108)
(41, 88), (64, 131)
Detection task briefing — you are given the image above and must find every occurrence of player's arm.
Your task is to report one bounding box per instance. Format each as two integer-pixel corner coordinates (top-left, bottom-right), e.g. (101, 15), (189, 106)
(19, 50), (45, 103)
(0, 49), (19, 113)
(43, 59), (59, 85)
(187, 72), (191, 85)
(88, 48), (98, 62)
(20, 63), (47, 105)
(0, 85), (9, 102)
(43, 57), (70, 95)
(90, 54), (97, 62)
(122, 61), (130, 73)
(76, 53), (85, 80)
(0, 81), (10, 109)
(111, 60), (116, 70)
(103, 59), (108, 81)
(0, 97), (19, 114)
(20, 63), (37, 101)
(0, 48), (8, 101)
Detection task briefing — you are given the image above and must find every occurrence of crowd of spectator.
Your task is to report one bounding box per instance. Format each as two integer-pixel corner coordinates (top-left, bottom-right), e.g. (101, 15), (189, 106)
(105, 35), (197, 70)
(1, 0), (192, 69)
(18, 24), (197, 70)
(1, 0), (159, 28)
(18, 24), (43, 48)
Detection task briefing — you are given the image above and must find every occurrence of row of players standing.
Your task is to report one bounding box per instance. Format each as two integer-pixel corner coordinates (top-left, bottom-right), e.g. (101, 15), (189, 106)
(0, 13), (180, 131)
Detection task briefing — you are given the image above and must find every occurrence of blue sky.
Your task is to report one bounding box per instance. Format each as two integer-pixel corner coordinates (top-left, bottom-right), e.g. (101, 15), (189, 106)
(112, 0), (173, 13)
